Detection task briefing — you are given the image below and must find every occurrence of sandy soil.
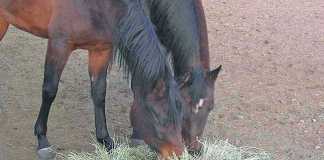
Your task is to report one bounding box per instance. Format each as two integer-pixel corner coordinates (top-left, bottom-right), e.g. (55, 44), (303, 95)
(0, 0), (324, 159)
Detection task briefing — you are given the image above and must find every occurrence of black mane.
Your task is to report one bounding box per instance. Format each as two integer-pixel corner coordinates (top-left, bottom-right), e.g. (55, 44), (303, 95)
(113, 0), (182, 124)
(114, 0), (166, 84)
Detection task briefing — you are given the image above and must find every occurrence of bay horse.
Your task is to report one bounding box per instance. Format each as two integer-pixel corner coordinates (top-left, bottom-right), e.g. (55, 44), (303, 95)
(130, 0), (222, 155)
(0, 0), (184, 159)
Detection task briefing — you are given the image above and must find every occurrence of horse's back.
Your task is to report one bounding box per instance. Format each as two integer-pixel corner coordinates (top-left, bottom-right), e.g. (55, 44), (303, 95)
(0, 0), (121, 49)
(54, 0), (120, 49)
(0, 0), (53, 37)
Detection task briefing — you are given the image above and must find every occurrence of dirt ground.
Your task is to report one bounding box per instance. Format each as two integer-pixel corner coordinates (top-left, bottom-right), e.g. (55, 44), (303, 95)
(0, 0), (324, 160)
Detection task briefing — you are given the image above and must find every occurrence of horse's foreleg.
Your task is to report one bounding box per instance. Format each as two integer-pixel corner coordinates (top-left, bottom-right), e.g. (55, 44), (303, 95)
(88, 48), (114, 151)
(0, 17), (9, 41)
(34, 39), (72, 159)
(130, 99), (146, 146)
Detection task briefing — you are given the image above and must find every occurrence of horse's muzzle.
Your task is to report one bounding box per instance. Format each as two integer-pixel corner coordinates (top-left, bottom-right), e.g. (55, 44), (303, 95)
(185, 138), (203, 156)
(158, 143), (184, 159)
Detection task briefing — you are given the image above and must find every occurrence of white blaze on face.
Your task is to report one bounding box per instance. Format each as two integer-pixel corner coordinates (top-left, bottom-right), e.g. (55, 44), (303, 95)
(198, 99), (204, 107)
(193, 99), (205, 114)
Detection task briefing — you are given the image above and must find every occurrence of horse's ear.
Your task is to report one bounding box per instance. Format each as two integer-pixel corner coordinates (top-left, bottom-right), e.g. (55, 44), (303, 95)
(207, 65), (222, 81)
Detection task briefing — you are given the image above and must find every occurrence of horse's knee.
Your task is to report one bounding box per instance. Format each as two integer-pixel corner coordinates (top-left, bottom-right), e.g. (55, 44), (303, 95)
(92, 94), (105, 106)
(42, 83), (58, 102)
(0, 18), (9, 41)
(91, 78), (107, 105)
(91, 87), (105, 106)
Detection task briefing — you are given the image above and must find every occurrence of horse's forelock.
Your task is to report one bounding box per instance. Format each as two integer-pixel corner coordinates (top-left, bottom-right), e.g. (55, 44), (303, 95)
(166, 78), (183, 124)
(189, 68), (207, 103)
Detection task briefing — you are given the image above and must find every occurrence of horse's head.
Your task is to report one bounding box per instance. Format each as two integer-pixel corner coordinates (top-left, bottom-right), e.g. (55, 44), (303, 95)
(131, 75), (184, 158)
(178, 65), (222, 154)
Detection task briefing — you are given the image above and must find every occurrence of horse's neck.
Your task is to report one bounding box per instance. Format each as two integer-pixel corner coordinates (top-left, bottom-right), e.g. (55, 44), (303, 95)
(194, 0), (210, 70)
(146, 0), (210, 76)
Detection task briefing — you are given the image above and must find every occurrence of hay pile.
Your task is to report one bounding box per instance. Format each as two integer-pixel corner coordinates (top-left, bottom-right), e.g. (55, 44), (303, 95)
(63, 139), (272, 160)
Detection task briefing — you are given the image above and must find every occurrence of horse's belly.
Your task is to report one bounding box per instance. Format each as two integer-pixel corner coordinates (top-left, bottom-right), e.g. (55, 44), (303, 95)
(0, 0), (52, 38)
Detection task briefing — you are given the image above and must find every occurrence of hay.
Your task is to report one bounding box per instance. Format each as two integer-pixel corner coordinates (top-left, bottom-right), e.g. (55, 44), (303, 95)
(62, 139), (272, 160)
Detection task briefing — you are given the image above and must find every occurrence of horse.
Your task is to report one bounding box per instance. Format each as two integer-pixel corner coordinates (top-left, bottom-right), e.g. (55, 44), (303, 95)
(0, 0), (185, 159)
(129, 0), (222, 155)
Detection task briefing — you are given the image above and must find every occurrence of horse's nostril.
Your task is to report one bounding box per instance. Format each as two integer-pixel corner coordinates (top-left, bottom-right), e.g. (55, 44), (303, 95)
(186, 140), (203, 156)
(188, 148), (203, 157)
(188, 142), (203, 156)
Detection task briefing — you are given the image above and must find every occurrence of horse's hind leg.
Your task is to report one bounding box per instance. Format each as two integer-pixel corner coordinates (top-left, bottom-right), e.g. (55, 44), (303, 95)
(0, 17), (9, 41)
(88, 48), (114, 151)
(34, 39), (73, 160)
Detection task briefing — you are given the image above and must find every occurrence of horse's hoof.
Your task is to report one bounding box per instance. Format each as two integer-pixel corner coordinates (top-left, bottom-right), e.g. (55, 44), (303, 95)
(130, 138), (146, 147)
(37, 147), (56, 160)
(100, 137), (115, 151)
